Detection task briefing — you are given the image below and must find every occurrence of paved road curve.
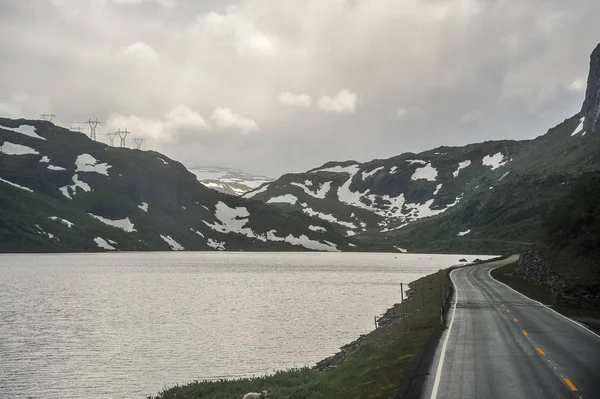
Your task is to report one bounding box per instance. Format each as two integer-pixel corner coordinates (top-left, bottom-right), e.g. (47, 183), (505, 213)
(422, 256), (600, 399)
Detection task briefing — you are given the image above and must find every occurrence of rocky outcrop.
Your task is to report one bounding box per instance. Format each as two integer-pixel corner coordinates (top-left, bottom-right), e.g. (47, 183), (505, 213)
(515, 248), (567, 294)
(582, 43), (600, 134)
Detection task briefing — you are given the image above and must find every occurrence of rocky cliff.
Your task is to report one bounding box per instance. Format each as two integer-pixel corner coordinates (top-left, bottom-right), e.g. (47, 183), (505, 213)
(583, 43), (600, 134)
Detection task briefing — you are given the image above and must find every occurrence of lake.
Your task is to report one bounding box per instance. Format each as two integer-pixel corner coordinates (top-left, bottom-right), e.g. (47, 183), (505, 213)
(0, 252), (492, 398)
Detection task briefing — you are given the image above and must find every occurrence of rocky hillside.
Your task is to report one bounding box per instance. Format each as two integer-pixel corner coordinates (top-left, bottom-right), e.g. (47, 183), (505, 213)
(246, 44), (600, 253)
(187, 166), (272, 196)
(0, 120), (358, 252)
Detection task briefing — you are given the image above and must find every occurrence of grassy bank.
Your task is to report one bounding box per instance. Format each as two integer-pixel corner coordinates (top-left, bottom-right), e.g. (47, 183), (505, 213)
(148, 270), (453, 399)
(490, 263), (600, 325)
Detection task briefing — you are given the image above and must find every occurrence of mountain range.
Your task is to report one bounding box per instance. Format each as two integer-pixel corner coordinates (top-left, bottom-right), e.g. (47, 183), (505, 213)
(1, 43), (598, 253)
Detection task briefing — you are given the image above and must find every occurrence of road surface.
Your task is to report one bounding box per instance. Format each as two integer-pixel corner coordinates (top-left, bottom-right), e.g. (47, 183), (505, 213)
(422, 256), (600, 399)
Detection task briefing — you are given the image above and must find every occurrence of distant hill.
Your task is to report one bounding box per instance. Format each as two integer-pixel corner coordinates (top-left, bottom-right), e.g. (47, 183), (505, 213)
(0, 121), (358, 252)
(244, 43), (600, 254)
(186, 166), (272, 196)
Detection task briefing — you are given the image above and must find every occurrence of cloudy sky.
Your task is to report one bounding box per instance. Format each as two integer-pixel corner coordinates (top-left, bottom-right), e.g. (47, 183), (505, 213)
(1, 0), (599, 176)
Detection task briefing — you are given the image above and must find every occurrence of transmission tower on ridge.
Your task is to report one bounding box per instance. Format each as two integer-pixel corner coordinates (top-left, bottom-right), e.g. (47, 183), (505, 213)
(132, 137), (145, 150)
(41, 113), (56, 122)
(87, 118), (101, 141)
(70, 126), (83, 133)
(117, 129), (129, 148)
(106, 132), (117, 146)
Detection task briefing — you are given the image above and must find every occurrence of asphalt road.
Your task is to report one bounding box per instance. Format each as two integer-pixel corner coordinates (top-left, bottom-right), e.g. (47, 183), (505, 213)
(422, 255), (600, 399)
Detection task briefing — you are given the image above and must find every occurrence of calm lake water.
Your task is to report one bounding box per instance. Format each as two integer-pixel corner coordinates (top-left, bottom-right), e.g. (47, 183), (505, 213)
(0, 252), (492, 398)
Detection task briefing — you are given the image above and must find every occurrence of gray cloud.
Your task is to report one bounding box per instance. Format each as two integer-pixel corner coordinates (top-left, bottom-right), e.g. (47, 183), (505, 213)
(1, 0), (599, 175)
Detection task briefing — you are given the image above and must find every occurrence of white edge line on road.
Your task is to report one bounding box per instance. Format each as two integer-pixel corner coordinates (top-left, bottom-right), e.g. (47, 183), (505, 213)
(429, 268), (458, 399)
(487, 265), (600, 341)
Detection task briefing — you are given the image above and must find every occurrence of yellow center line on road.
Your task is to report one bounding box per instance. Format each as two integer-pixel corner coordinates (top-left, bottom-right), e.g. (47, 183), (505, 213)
(523, 330), (528, 337)
(514, 317), (518, 322)
(564, 378), (578, 391)
(536, 347), (545, 355)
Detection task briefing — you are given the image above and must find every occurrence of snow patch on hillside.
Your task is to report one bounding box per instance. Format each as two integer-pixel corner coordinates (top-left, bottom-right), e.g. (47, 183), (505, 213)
(75, 154), (111, 176)
(411, 163), (438, 181)
(0, 124), (46, 140)
(433, 184), (443, 195)
(138, 202), (149, 212)
(390, 166), (398, 174)
(394, 246), (407, 253)
(94, 237), (116, 250)
(48, 165), (66, 171)
(190, 228), (204, 237)
(290, 181), (332, 199)
(60, 174), (91, 199)
(309, 225), (327, 232)
(311, 164), (360, 174)
(88, 214), (137, 232)
(49, 216), (74, 228)
(0, 177), (34, 192)
(207, 238), (225, 250)
(39, 156), (50, 163)
(302, 207), (356, 229)
(267, 194), (298, 205)
(158, 158), (168, 165)
(204, 202), (267, 242)
(362, 166), (384, 180)
(407, 159), (427, 165)
(453, 160), (471, 177)
(457, 229), (471, 236)
(571, 117), (585, 136)
(243, 183), (269, 199)
(264, 230), (339, 251)
(482, 153), (507, 170)
(160, 234), (184, 251)
(0, 142), (39, 155)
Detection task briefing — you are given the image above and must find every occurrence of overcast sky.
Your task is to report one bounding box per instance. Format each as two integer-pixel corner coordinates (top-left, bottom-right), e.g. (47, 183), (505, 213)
(1, 0), (599, 176)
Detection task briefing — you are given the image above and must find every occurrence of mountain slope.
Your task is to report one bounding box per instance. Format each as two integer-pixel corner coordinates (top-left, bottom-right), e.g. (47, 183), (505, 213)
(187, 166), (272, 196)
(245, 44), (600, 253)
(0, 120), (356, 252)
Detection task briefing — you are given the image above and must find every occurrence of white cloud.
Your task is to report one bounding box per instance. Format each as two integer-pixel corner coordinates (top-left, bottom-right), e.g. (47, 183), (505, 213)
(317, 89), (357, 114)
(211, 107), (259, 133)
(105, 105), (208, 142)
(112, 0), (176, 8)
(568, 77), (587, 93)
(395, 108), (408, 118)
(459, 111), (484, 124)
(278, 92), (312, 108)
(119, 42), (160, 66)
(193, 6), (277, 57)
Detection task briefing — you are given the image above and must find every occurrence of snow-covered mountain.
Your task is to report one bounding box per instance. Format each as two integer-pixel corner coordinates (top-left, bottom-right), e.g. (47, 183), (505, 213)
(0, 119), (360, 253)
(187, 166), (273, 196)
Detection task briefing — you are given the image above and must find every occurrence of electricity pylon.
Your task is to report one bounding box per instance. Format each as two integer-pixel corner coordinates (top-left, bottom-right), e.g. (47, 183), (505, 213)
(41, 113), (56, 122)
(132, 137), (145, 150)
(117, 129), (129, 148)
(87, 118), (101, 141)
(106, 132), (117, 146)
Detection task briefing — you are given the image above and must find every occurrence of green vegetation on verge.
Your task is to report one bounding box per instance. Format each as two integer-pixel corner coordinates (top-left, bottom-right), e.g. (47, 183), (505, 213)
(148, 270), (452, 399)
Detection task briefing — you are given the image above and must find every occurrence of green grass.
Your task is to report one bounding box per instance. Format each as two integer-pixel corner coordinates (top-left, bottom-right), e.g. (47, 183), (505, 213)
(148, 270), (452, 399)
(490, 263), (556, 305)
(490, 262), (600, 322)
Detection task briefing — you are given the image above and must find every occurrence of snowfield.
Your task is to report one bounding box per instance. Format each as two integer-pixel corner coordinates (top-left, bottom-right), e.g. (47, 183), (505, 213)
(453, 160), (472, 177)
(138, 202), (149, 212)
(290, 181), (332, 199)
(75, 154), (111, 176)
(302, 207), (356, 229)
(47, 165), (66, 171)
(243, 183), (269, 199)
(311, 164), (360, 174)
(571, 117), (585, 136)
(0, 177), (34, 193)
(160, 235), (184, 251)
(309, 225), (327, 232)
(0, 124), (46, 140)
(94, 237), (116, 250)
(482, 152), (507, 170)
(0, 142), (39, 155)
(49, 216), (74, 228)
(60, 174), (92, 199)
(361, 166), (384, 180)
(207, 238), (226, 250)
(88, 214), (137, 232)
(411, 163), (438, 181)
(267, 194), (298, 205)
(457, 229), (471, 236)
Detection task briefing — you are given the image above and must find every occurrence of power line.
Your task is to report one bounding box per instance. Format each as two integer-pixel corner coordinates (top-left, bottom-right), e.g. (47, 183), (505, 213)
(40, 113), (56, 122)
